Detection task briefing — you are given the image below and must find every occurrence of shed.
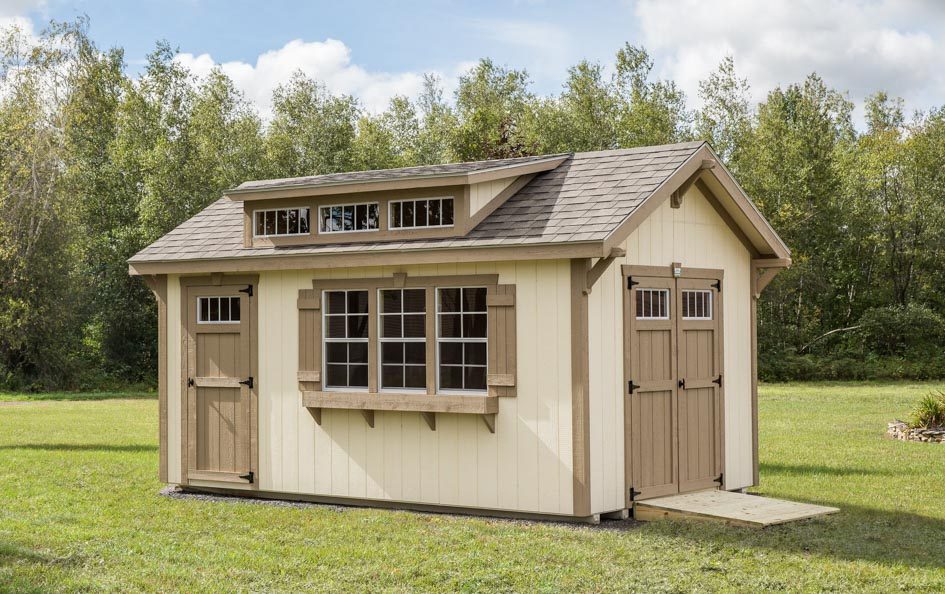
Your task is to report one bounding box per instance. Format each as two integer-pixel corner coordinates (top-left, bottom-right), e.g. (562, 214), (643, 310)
(130, 141), (790, 521)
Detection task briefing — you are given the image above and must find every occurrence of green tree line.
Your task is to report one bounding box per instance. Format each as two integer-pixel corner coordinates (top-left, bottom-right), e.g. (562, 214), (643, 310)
(2, 19), (944, 390)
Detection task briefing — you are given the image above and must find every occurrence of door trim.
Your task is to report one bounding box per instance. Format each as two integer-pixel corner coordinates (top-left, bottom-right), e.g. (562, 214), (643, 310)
(623, 264), (725, 504)
(179, 274), (259, 488)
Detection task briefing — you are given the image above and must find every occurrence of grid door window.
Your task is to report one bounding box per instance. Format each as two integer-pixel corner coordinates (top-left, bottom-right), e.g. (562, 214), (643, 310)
(379, 289), (426, 390)
(436, 287), (487, 392)
(390, 198), (454, 229)
(319, 203), (379, 233)
(254, 207), (310, 237)
(197, 296), (240, 324)
(682, 290), (713, 320)
(635, 288), (670, 320)
(324, 290), (369, 389)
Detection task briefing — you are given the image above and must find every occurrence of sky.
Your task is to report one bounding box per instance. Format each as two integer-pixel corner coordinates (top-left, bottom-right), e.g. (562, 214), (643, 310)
(4, 0), (945, 124)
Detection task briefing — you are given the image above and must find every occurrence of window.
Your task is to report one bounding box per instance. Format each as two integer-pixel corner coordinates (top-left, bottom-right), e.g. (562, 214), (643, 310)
(197, 296), (240, 324)
(324, 290), (369, 389)
(254, 208), (310, 237)
(682, 290), (713, 320)
(319, 203), (379, 233)
(437, 287), (487, 392)
(379, 289), (426, 390)
(390, 197), (454, 229)
(635, 288), (670, 320)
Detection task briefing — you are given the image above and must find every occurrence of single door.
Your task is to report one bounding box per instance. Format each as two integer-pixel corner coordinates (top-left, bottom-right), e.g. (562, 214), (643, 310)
(676, 278), (723, 492)
(185, 284), (254, 484)
(624, 276), (678, 500)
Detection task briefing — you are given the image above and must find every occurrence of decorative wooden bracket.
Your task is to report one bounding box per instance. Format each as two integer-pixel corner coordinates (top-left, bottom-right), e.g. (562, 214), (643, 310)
(751, 258), (792, 298)
(421, 412), (436, 431)
(671, 159), (715, 208)
(307, 407), (322, 425)
(585, 248), (626, 294)
(481, 413), (496, 433)
(361, 410), (375, 428)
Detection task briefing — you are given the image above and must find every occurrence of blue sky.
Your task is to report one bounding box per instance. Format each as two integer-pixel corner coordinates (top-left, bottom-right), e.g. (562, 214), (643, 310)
(7, 0), (945, 121)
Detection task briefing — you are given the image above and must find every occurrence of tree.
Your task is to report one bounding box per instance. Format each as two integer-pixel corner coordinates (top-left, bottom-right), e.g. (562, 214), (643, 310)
(696, 56), (751, 166)
(614, 44), (692, 147)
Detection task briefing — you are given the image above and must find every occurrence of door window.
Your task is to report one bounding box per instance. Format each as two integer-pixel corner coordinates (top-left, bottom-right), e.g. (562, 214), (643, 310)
(681, 290), (713, 320)
(635, 288), (670, 320)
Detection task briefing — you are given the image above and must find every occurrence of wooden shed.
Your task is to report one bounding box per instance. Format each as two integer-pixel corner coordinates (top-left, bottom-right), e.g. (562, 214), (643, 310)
(130, 141), (790, 521)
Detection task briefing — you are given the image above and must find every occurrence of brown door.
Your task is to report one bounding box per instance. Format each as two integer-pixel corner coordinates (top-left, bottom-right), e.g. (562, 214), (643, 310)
(625, 276), (678, 500)
(624, 270), (723, 504)
(676, 278), (723, 492)
(185, 284), (255, 484)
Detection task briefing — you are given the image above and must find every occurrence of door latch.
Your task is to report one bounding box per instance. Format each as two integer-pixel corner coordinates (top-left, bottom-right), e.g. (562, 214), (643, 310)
(187, 378), (195, 387)
(239, 376), (254, 389)
(678, 378), (686, 389)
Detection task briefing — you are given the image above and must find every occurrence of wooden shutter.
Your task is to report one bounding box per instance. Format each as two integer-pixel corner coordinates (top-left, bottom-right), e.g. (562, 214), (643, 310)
(487, 284), (516, 397)
(298, 289), (321, 391)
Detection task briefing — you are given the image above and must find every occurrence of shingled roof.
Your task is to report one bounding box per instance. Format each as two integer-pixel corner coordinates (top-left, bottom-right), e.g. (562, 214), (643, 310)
(130, 141), (710, 266)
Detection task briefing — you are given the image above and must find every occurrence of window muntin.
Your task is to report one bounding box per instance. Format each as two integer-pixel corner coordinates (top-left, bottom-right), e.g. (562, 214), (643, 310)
(319, 202), (379, 234)
(682, 289), (713, 320)
(197, 296), (241, 324)
(379, 288), (426, 391)
(390, 197), (454, 229)
(323, 290), (369, 389)
(253, 208), (310, 237)
(436, 287), (487, 393)
(635, 288), (670, 320)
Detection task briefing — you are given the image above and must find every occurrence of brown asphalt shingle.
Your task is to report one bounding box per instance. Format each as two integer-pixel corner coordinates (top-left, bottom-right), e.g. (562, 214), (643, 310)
(130, 141), (704, 264)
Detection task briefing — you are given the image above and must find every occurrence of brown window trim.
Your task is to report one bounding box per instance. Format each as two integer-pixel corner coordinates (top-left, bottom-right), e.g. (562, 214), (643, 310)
(300, 272), (515, 432)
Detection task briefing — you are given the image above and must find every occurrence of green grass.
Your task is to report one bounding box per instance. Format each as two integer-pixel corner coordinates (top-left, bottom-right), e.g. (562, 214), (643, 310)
(0, 390), (155, 402)
(1, 383), (943, 592)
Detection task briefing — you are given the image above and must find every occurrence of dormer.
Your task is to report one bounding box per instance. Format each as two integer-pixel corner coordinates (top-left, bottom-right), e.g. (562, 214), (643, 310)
(225, 154), (570, 248)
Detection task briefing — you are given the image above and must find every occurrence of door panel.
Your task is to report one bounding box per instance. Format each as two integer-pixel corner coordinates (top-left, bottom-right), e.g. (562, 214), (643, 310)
(185, 285), (253, 484)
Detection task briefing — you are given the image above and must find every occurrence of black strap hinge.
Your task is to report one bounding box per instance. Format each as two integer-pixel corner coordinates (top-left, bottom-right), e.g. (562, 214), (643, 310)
(712, 279), (721, 291)
(713, 374), (722, 387)
(627, 276), (639, 289)
(628, 380), (640, 394)
(239, 284), (253, 297)
(716, 472), (723, 485)
(187, 377), (195, 387)
(240, 471), (254, 483)
(629, 487), (641, 502)
(678, 378), (686, 389)
(239, 376), (254, 389)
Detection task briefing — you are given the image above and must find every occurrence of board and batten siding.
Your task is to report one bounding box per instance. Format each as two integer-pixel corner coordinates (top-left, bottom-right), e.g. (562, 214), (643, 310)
(166, 261), (576, 515)
(468, 177), (517, 218)
(587, 185), (753, 514)
(167, 274), (182, 484)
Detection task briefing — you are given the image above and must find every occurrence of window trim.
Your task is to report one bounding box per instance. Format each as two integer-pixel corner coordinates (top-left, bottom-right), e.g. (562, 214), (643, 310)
(318, 202), (380, 235)
(388, 197), (455, 230)
(252, 207), (311, 238)
(321, 289), (370, 392)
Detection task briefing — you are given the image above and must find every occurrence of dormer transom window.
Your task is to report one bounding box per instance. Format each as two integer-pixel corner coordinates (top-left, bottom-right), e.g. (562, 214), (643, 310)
(254, 207), (310, 237)
(319, 203), (380, 234)
(390, 197), (454, 230)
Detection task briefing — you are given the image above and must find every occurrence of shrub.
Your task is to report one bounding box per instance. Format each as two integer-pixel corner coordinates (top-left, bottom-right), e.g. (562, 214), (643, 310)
(855, 304), (945, 357)
(910, 390), (945, 429)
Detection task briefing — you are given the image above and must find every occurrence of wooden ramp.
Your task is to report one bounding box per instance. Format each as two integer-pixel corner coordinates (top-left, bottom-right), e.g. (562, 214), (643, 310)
(634, 490), (838, 528)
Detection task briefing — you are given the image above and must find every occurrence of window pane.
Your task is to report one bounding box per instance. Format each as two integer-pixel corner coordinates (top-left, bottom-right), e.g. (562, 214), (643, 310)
(382, 365), (404, 388)
(416, 200), (428, 227)
(463, 314), (487, 338)
(343, 205), (354, 231)
(382, 290), (402, 313)
(439, 288), (461, 312)
(200, 297), (209, 322)
(300, 208), (310, 234)
(221, 297), (230, 321)
(348, 364), (368, 387)
(403, 314), (425, 338)
(287, 209), (299, 234)
(255, 212), (265, 236)
(463, 288), (487, 312)
(382, 342), (403, 364)
(265, 210), (276, 235)
(403, 289), (425, 313)
(349, 342), (368, 364)
(331, 206), (342, 232)
(382, 315), (402, 338)
(464, 367), (486, 391)
(347, 290), (368, 313)
(327, 317), (347, 339)
(209, 297), (219, 322)
(327, 291), (347, 314)
(326, 364), (347, 387)
(230, 297), (240, 322)
(439, 314), (462, 338)
(277, 209), (288, 235)
(348, 315), (368, 339)
(405, 366), (425, 388)
(442, 199), (454, 225)
(405, 342), (425, 364)
(368, 203), (379, 229)
(327, 342), (348, 363)
(440, 342), (463, 365)
(391, 202), (401, 228)
(440, 365), (463, 390)
(466, 342), (487, 366)
(428, 199), (441, 226)
(402, 201), (415, 227)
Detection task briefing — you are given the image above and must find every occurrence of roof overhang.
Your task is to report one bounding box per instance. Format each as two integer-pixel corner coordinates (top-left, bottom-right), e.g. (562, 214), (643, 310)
(224, 155), (570, 202)
(128, 240), (606, 276)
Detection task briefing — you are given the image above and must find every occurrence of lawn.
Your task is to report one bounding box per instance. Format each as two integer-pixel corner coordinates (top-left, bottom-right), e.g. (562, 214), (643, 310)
(1, 383), (943, 592)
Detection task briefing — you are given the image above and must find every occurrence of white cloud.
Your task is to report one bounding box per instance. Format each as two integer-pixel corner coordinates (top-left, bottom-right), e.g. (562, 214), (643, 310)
(0, 0), (45, 18)
(467, 18), (572, 80)
(635, 0), (945, 118)
(175, 38), (457, 118)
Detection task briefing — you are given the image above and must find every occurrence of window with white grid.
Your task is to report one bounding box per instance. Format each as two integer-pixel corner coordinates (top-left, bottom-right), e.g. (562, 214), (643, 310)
(323, 290), (369, 389)
(390, 197), (454, 229)
(436, 287), (487, 393)
(681, 290), (713, 320)
(253, 207), (310, 237)
(197, 296), (241, 324)
(379, 288), (426, 390)
(635, 288), (670, 320)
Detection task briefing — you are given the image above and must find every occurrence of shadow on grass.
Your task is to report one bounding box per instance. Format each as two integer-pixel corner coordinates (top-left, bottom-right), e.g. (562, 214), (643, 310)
(0, 443), (156, 453)
(0, 391), (156, 402)
(760, 462), (896, 476)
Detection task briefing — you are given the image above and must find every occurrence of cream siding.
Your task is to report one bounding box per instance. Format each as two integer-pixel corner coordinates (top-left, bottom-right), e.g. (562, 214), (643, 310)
(468, 177), (517, 218)
(588, 185), (754, 514)
(176, 260), (576, 515)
